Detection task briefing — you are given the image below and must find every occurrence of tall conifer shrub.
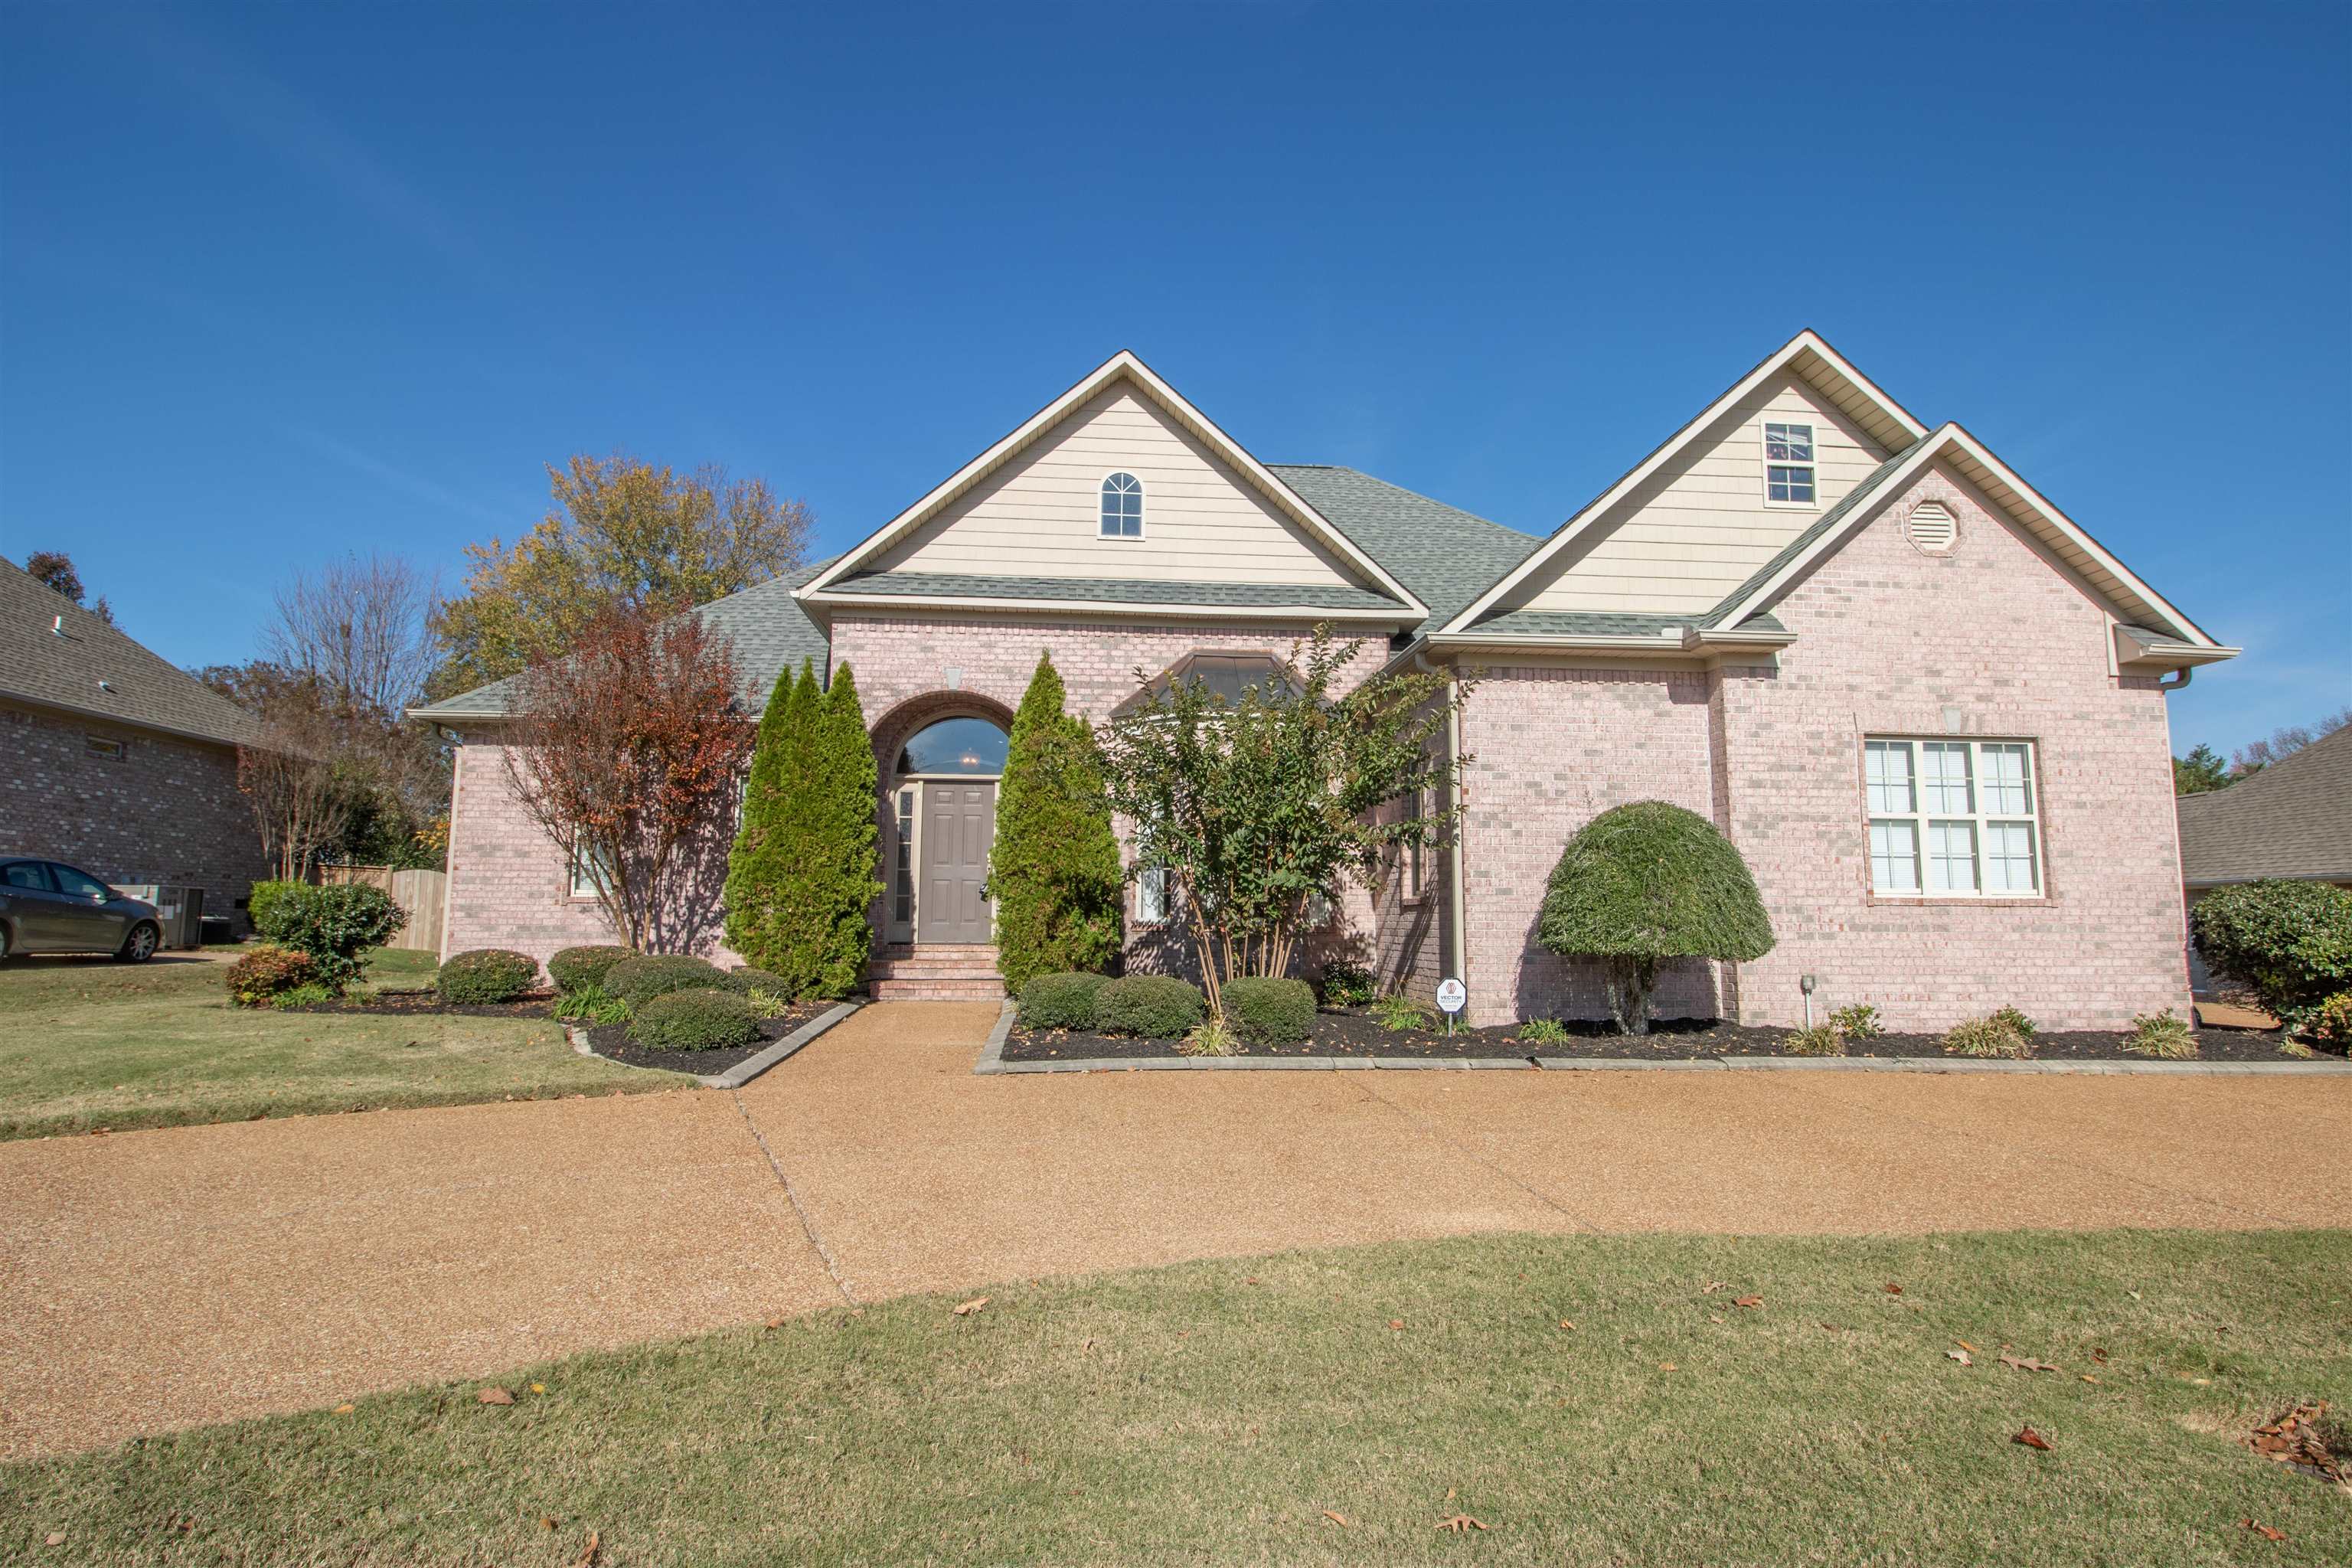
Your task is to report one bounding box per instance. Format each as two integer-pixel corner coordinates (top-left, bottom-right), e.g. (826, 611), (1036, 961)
(808, 663), (883, 998)
(988, 652), (1123, 991)
(723, 662), (819, 981)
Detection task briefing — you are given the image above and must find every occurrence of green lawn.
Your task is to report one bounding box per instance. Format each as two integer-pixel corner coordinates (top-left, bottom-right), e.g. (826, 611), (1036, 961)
(6, 1230), (2346, 1565)
(0, 947), (693, 1141)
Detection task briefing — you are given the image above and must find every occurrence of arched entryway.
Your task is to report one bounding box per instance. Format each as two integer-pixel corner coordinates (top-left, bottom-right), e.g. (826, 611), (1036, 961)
(873, 699), (1013, 947)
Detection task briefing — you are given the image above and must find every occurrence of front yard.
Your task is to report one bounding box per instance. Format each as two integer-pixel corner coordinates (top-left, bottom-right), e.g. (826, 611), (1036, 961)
(0, 948), (692, 1142)
(5, 1227), (2345, 1564)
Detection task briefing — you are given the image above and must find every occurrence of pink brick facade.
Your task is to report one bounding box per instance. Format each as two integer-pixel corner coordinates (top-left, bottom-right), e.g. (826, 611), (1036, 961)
(2, 700), (269, 930)
(1451, 462), (2194, 1030)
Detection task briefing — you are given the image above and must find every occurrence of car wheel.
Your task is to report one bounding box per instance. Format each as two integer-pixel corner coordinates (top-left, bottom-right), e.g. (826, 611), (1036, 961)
(116, 923), (160, 963)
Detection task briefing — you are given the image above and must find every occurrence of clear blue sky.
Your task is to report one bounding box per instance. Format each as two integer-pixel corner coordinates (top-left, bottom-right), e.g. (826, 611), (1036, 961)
(3, 2), (2345, 755)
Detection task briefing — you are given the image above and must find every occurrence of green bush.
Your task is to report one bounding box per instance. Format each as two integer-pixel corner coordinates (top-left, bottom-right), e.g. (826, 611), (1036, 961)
(1019, 971), (1111, 1031)
(626, 987), (762, 1050)
(2190, 879), (2352, 1034)
(1371, 994), (1433, 1032)
(549, 945), (636, 995)
(1517, 1017), (1570, 1046)
(553, 984), (629, 1025)
(252, 883), (406, 991)
(435, 948), (540, 1004)
(1318, 964), (1377, 1008)
(2124, 1008), (2198, 1060)
(715, 966), (790, 998)
(1221, 975), (1316, 1045)
(1095, 974), (1206, 1038)
(2303, 991), (2352, 1053)
(1944, 1014), (2034, 1059)
(1828, 1003), (1883, 1040)
(605, 954), (724, 1005)
(1536, 801), (1774, 1034)
(988, 652), (1124, 994)
(1990, 1005), (2037, 1040)
(1785, 1023), (1845, 1057)
(245, 880), (302, 937)
(271, 982), (336, 1011)
(225, 943), (316, 1008)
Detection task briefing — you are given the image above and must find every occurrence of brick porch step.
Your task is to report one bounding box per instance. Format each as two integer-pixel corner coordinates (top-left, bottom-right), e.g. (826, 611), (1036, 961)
(867, 946), (1004, 1001)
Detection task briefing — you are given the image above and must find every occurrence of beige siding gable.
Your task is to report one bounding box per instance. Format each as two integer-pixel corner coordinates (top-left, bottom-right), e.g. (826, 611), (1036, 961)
(1507, 371), (1892, 616)
(874, 382), (1372, 589)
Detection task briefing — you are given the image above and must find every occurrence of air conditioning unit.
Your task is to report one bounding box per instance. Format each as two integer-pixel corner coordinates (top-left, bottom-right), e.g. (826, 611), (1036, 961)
(109, 884), (207, 949)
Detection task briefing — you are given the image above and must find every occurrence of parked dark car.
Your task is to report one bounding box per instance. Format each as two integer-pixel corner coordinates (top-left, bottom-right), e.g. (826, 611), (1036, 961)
(0, 858), (162, 962)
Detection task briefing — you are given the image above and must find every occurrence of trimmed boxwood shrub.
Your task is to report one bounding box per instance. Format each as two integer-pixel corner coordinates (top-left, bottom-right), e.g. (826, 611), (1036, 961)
(714, 965), (791, 998)
(606, 954), (724, 1005)
(225, 943), (316, 1008)
(549, 945), (636, 995)
(2190, 878), (2352, 1034)
(1536, 801), (1773, 1035)
(1222, 975), (1316, 1045)
(253, 882), (406, 991)
(1019, 971), (1111, 1031)
(1095, 974), (1206, 1039)
(436, 948), (539, 1004)
(627, 987), (761, 1050)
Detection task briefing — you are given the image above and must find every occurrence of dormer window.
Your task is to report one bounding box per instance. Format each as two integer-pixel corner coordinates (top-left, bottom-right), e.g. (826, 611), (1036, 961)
(1764, 422), (1815, 505)
(1099, 472), (1144, 538)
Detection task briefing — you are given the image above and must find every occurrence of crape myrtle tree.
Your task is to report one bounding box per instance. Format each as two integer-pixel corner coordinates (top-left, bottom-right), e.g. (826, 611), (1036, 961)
(501, 605), (752, 952)
(1097, 626), (1469, 1020)
(987, 652), (1123, 992)
(1535, 801), (1775, 1035)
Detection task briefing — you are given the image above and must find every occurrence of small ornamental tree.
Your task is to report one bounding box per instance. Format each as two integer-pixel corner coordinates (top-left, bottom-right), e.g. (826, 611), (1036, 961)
(723, 662), (820, 976)
(500, 605), (752, 952)
(988, 652), (1124, 993)
(1535, 801), (1774, 1035)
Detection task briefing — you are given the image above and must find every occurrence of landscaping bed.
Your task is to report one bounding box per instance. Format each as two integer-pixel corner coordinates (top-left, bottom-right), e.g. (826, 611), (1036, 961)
(288, 987), (558, 1020)
(581, 1002), (828, 1076)
(1004, 1008), (2303, 1064)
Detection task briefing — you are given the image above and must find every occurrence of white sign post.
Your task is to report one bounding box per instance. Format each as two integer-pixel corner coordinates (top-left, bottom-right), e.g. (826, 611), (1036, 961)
(1435, 977), (1467, 1037)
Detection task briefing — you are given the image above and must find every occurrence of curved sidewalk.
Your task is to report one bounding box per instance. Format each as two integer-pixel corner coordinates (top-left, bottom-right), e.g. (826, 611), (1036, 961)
(5, 1001), (2347, 1461)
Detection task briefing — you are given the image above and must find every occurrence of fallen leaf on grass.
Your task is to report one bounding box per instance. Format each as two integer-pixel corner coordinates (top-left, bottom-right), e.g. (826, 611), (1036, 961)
(1955, 1339), (1978, 1353)
(1557, 1319), (1576, 1331)
(332, 1403), (356, 1414)
(765, 1318), (784, 1330)
(1883, 1282), (1903, 1295)
(2012, 1426), (2052, 1451)
(1946, 1350), (1974, 1367)
(477, 1387), (515, 1406)
(1658, 1361), (1677, 1372)
(45, 1534), (65, 1547)
(1998, 1355), (2060, 1374)
(1320, 1510), (1350, 1527)
(540, 1516), (557, 1530)
(1733, 1295), (1762, 1309)
(2079, 1374), (2099, 1383)
(1701, 1281), (1728, 1294)
(573, 1528), (601, 1566)
(952, 1296), (989, 1316)
(530, 1383), (546, 1394)
(2240, 1520), (2286, 1542)
(1435, 1514), (1488, 1533)
(1387, 1318), (1405, 1331)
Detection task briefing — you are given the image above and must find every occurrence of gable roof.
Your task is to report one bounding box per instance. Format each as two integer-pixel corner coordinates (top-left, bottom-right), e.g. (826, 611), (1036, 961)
(0, 557), (266, 749)
(409, 557), (838, 723)
(1441, 330), (1930, 635)
(799, 351), (1426, 618)
(2176, 727), (2352, 887)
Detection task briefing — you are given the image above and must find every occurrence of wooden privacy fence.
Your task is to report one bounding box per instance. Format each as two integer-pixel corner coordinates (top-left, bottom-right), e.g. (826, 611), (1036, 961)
(316, 864), (448, 952)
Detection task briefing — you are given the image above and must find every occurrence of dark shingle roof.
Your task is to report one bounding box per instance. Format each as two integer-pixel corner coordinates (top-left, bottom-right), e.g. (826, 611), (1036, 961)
(822, 570), (1410, 613)
(1268, 465), (1541, 634)
(410, 558), (838, 723)
(0, 557), (266, 748)
(2176, 727), (2352, 887)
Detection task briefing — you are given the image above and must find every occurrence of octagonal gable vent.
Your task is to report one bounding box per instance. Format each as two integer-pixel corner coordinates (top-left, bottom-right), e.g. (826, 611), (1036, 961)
(1906, 500), (1957, 554)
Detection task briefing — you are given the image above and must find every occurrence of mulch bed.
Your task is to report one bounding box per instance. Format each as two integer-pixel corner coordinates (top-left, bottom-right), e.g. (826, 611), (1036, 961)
(1001, 1006), (2306, 1064)
(293, 988), (558, 1019)
(580, 1003), (828, 1076)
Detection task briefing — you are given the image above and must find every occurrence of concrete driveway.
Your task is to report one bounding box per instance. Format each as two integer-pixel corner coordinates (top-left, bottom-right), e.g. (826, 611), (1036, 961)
(4, 1001), (2347, 1461)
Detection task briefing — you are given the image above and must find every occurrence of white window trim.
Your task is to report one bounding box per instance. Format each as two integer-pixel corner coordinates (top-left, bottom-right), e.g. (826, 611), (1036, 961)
(1761, 419), (1819, 510)
(1098, 469), (1145, 541)
(1862, 736), (2046, 900)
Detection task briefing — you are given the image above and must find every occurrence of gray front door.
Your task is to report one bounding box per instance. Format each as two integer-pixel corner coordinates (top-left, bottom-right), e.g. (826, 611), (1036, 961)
(919, 781), (995, 944)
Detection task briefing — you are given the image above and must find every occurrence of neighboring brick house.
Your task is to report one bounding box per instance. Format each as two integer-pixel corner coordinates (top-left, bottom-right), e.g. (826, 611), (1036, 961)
(1, 558), (270, 927)
(415, 334), (2237, 1027)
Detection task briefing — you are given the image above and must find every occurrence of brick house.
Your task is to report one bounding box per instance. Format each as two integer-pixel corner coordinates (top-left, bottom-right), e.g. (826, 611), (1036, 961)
(414, 333), (2237, 1027)
(2, 557), (270, 927)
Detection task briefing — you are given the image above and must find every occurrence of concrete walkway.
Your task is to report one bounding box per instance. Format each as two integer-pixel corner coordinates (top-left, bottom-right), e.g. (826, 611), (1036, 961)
(4, 1001), (2347, 1461)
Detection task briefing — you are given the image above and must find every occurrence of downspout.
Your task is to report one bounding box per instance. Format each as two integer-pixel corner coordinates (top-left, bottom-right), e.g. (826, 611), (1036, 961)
(1410, 648), (1471, 988)
(2156, 666), (2192, 691)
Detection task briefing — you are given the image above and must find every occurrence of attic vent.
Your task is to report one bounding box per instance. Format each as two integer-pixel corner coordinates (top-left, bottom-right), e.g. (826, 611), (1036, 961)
(1906, 500), (1958, 555)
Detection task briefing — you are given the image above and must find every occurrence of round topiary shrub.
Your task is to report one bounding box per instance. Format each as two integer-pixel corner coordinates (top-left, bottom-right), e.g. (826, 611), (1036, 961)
(1018, 971), (1111, 1031)
(605, 954), (724, 1006)
(1095, 973), (1206, 1038)
(225, 943), (316, 1008)
(548, 945), (637, 995)
(1221, 975), (1316, 1044)
(2190, 878), (2352, 1034)
(436, 948), (540, 1004)
(1535, 801), (1774, 1034)
(715, 965), (791, 998)
(627, 987), (761, 1050)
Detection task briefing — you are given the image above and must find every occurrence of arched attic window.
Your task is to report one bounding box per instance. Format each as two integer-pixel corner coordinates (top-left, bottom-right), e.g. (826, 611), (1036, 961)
(1099, 472), (1144, 538)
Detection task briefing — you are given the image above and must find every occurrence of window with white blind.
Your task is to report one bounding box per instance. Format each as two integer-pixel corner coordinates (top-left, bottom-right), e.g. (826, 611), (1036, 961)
(1863, 737), (2043, 897)
(1135, 864), (1168, 924)
(1763, 421), (1816, 505)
